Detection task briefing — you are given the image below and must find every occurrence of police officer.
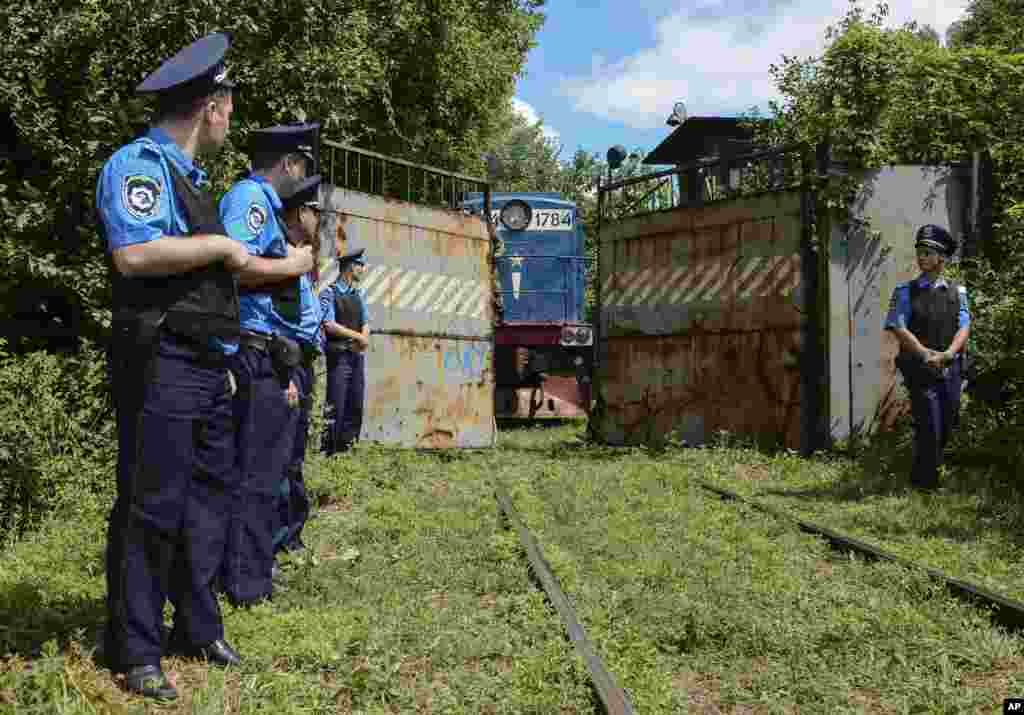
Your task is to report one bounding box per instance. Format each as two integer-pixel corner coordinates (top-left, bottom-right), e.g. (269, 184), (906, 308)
(217, 124), (318, 605)
(96, 33), (247, 699)
(885, 224), (971, 490)
(273, 175), (330, 554)
(320, 248), (370, 454)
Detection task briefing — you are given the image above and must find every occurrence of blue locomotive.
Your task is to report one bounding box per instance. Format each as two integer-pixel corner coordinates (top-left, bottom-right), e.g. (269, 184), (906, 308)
(461, 192), (593, 419)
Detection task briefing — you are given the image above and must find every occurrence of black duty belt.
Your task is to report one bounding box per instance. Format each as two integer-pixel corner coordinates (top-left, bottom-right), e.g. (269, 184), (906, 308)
(240, 331), (273, 352)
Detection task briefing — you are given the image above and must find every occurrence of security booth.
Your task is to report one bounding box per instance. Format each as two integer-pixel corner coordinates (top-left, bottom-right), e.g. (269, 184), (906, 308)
(591, 116), (986, 454)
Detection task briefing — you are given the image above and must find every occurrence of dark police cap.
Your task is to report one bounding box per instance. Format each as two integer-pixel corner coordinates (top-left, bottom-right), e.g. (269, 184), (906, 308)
(135, 32), (236, 98)
(339, 247), (366, 266)
(915, 224), (956, 256)
(249, 123), (320, 164)
(280, 174), (322, 211)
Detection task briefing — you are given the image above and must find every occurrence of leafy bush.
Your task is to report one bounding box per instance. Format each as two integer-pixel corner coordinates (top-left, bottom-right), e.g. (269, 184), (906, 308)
(0, 339), (115, 546)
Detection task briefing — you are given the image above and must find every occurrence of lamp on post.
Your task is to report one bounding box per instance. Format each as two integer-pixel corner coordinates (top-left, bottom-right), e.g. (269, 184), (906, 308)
(666, 101), (687, 127)
(606, 144), (627, 183)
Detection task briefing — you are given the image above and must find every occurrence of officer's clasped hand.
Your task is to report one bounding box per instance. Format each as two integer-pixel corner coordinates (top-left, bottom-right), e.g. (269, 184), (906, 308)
(288, 244), (315, 274)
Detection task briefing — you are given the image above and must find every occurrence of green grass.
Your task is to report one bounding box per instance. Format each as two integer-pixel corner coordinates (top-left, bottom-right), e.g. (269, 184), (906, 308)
(688, 423), (1024, 605)
(3, 418), (1024, 713)
(0, 442), (593, 714)
(498, 429), (1024, 713)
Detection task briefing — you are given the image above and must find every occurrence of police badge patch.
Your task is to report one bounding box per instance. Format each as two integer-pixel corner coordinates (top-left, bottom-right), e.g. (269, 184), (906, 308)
(246, 203), (267, 234)
(122, 174), (162, 219)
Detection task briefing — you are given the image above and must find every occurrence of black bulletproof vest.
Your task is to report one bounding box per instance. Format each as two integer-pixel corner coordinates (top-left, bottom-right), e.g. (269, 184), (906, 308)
(904, 280), (960, 353)
(326, 287), (364, 348)
(108, 158), (240, 342)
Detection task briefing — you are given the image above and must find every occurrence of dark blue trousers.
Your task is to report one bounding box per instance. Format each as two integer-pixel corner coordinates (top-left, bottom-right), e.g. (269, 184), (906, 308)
(105, 334), (236, 670)
(322, 350), (365, 454)
(220, 346), (298, 604)
(907, 358), (962, 488)
(273, 362), (313, 554)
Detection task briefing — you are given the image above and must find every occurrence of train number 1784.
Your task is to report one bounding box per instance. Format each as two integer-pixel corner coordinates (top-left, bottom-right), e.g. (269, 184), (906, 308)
(491, 208), (574, 231)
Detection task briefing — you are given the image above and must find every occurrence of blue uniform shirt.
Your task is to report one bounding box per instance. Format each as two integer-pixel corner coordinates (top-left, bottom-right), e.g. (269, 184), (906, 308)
(292, 273), (323, 351)
(884, 274), (970, 357)
(219, 175), (289, 335)
(319, 278), (370, 335)
(96, 127), (238, 355)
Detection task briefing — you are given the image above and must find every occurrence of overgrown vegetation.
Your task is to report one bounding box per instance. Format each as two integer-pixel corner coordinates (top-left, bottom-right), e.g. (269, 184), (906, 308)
(0, 338), (115, 545)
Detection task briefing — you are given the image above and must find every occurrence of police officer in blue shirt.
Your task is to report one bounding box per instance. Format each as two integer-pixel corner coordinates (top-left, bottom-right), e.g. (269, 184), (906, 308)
(884, 224), (971, 491)
(320, 249), (370, 454)
(217, 124), (317, 605)
(96, 32), (248, 700)
(274, 175), (330, 554)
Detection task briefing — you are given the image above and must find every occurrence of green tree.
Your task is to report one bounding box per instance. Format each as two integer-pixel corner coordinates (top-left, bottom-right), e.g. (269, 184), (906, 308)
(946, 0), (1024, 51)
(0, 0), (545, 350)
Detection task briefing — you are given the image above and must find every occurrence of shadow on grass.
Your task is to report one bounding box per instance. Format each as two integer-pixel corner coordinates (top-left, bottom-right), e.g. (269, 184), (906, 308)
(0, 581), (104, 658)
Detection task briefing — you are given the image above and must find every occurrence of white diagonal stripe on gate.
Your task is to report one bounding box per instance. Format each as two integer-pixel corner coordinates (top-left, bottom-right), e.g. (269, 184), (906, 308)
(434, 276), (462, 315)
(692, 259), (730, 303)
(630, 266), (663, 304)
(385, 264), (415, 303)
(395, 271), (432, 310)
(447, 278), (479, 317)
(410, 273), (447, 313)
(472, 284), (490, 320)
(646, 266), (687, 307)
(363, 265), (392, 305)
(734, 256), (768, 301)
(370, 267), (401, 306)
(617, 266), (654, 306)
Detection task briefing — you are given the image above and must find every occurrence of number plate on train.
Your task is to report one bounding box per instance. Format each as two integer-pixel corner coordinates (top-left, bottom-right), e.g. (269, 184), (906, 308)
(491, 209), (574, 231)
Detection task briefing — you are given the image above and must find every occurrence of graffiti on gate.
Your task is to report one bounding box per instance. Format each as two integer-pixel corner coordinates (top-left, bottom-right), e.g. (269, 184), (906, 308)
(443, 343), (491, 379)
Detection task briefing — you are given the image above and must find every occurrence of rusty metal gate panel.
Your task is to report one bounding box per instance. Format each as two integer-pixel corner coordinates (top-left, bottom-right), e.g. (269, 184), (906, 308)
(597, 189), (806, 449)
(833, 164), (971, 438)
(317, 184), (495, 448)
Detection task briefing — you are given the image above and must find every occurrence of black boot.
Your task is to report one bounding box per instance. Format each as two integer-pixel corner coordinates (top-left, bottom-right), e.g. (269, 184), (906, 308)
(124, 665), (178, 700)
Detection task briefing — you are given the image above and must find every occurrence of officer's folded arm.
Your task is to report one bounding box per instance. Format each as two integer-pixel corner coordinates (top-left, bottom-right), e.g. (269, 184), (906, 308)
(113, 233), (249, 277)
(889, 326), (932, 360)
(323, 320), (366, 342)
(236, 244), (314, 289)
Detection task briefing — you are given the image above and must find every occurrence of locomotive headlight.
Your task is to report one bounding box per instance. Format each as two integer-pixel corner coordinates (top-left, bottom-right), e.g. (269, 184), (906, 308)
(575, 327), (591, 344)
(561, 326), (576, 344)
(499, 200), (532, 231)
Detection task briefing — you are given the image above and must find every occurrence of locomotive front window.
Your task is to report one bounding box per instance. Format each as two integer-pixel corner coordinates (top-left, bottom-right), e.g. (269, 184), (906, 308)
(499, 200), (532, 231)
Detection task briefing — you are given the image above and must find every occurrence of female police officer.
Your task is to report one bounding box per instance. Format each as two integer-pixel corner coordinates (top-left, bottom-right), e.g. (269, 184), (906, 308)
(96, 33), (248, 699)
(884, 224), (971, 490)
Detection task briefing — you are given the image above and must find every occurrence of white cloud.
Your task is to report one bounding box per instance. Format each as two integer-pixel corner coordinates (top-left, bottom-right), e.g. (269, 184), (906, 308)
(560, 0), (971, 130)
(511, 97), (562, 143)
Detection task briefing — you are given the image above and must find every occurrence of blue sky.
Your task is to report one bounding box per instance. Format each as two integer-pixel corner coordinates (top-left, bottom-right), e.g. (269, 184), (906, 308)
(511, 0), (971, 162)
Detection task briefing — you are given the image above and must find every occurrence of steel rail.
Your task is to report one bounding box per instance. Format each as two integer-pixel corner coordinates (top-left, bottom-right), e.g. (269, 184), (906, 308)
(493, 482), (635, 715)
(322, 139), (487, 186)
(697, 479), (1024, 633)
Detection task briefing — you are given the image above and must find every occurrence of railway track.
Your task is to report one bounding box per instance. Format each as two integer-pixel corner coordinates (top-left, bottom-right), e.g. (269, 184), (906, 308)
(697, 479), (1024, 635)
(493, 480), (635, 715)
(491, 464), (1024, 714)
